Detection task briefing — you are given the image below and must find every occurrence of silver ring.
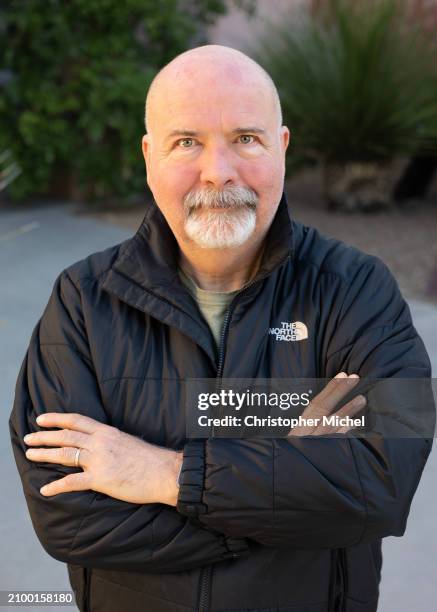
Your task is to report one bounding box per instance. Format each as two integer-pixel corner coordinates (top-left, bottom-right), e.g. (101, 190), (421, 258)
(74, 447), (82, 468)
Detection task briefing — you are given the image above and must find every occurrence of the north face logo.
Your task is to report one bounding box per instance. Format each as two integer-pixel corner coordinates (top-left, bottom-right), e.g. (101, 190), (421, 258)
(269, 321), (308, 342)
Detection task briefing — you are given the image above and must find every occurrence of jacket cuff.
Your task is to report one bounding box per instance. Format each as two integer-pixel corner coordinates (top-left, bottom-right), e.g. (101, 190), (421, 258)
(176, 439), (251, 560)
(176, 439), (207, 516)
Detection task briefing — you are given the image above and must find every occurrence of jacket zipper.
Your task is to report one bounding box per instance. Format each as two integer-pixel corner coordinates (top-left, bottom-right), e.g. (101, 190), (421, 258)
(198, 565), (213, 612)
(336, 548), (347, 612)
(216, 307), (232, 378)
(197, 259), (291, 611)
(329, 548), (347, 612)
(197, 280), (257, 612)
(83, 567), (91, 612)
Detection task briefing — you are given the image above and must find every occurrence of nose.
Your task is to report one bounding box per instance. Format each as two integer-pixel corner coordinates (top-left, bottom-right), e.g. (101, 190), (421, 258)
(199, 144), (239, 189)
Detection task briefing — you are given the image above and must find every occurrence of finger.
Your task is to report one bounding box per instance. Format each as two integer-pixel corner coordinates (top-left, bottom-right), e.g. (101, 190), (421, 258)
(287, 421), (318, 437)
(312, 372), (347, 404)
(310, 395), (366, 436)
(335, 396), (367, 435)
(40, 472), (92, 497)
(309, 374), (360, 416)
(36, 412), (102, 434)
(26, 446), (90, 468)
(334, 394), (366, 418)
(337, 425), (354, 434)
(24, 429), (90, 449)
(288, 376), (363, 437)
(318, 373), (360, 405)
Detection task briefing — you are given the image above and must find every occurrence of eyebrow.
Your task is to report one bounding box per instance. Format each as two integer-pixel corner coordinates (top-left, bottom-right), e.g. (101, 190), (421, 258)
(165, 127), (266, 141)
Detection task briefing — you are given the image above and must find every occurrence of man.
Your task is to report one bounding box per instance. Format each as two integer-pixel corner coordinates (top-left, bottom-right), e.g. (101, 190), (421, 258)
(9, 45), (433, 612)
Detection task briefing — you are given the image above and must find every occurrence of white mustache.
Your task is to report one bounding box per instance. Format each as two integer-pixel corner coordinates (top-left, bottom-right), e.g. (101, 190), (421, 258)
(184, 185), (258, 214)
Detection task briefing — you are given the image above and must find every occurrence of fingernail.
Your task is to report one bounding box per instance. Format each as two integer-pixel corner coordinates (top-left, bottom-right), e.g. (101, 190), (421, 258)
(354, 395), (366, 407)
(335, 372), (347, 378)
(40, 486), (47, 495)
(23, 434), (31, 442)
(349, 374), (360, 379)
(36, 415), (45, 423)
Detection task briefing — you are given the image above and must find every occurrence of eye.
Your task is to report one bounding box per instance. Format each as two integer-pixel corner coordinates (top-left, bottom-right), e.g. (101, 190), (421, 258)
(177, 138), (196, 148)
(238, 135), (256, 145)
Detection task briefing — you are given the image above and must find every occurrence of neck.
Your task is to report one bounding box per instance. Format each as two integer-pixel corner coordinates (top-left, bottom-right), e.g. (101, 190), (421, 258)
(178, 237), (266, 292)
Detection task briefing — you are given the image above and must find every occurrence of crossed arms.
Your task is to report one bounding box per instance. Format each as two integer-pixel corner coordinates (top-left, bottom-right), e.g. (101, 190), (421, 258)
(9, 263), (434, 572)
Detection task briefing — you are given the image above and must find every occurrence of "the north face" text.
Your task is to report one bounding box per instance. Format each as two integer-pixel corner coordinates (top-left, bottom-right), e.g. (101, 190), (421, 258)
(268, 321), (308, 342)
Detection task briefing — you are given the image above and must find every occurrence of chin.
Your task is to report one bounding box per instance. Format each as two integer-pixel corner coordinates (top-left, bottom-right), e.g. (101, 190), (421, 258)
(185, 209), (256, 250)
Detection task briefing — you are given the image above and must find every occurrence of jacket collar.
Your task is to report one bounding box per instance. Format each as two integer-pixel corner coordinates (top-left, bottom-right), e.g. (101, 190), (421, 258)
(100, 190), (294, 364)
(110, 189), (293, 293)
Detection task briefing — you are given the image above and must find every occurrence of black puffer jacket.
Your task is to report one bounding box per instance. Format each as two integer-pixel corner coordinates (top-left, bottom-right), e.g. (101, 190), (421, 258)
(10, 192), (433, 612)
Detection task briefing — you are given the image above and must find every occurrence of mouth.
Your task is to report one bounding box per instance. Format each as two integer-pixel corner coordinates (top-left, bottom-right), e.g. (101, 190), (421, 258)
(192, 202), (256, 212)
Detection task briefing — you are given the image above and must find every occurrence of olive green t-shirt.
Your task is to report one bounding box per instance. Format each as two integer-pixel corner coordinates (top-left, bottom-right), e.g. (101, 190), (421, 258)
(178, 266), (239, 347)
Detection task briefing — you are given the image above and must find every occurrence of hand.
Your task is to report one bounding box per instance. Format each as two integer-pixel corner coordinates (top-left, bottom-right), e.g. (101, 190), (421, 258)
(287, 372), (366, 437)
(23, 413), (183, 506)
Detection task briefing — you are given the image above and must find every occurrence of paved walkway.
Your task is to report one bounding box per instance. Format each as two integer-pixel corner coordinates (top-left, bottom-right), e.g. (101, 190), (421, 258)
(0, 204), (435, 611)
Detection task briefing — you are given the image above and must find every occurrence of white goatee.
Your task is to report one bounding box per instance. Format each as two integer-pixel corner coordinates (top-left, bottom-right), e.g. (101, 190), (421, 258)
(183, 185), (258, 249)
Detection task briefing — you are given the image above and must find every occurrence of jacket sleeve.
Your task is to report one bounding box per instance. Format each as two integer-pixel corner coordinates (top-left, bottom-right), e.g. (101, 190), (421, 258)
(176, 257), (435, 549)
(9, 271), (250, 573)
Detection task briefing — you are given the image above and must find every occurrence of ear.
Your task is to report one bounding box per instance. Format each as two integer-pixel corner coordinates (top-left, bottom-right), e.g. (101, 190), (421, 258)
(142, 134), (153, 190)
(281, 126), (290, 153)
(142, 134), (150, 168)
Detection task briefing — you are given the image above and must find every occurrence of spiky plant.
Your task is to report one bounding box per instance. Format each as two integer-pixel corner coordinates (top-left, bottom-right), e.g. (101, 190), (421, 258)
(250, 0), (437, 208)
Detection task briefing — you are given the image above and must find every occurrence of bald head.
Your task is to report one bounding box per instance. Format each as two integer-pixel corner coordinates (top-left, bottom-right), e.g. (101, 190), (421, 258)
(144, 45), (282, 134)
(141, 44), (290, 259)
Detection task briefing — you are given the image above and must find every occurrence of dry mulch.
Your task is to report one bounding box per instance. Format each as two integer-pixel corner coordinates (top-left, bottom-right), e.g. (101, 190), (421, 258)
(77, 169), (437, 305)
(286, 170), (437, 305)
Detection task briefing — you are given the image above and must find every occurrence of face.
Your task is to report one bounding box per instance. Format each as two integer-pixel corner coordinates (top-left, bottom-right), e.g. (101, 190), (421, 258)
(142, 61), (290, 251)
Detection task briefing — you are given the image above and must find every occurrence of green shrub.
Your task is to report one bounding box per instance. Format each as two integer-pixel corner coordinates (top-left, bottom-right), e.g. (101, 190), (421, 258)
(250, 0), (437, 171)
(0, 0), (240, 202)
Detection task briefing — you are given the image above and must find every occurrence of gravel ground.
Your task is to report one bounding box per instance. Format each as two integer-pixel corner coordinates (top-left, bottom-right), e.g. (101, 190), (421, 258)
(77, 168), (437, 305)
(287, 169), (437, 305)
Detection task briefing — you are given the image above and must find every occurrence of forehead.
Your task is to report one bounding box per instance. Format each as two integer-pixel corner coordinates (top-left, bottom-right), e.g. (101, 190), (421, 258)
(149, 65), (276, 135)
